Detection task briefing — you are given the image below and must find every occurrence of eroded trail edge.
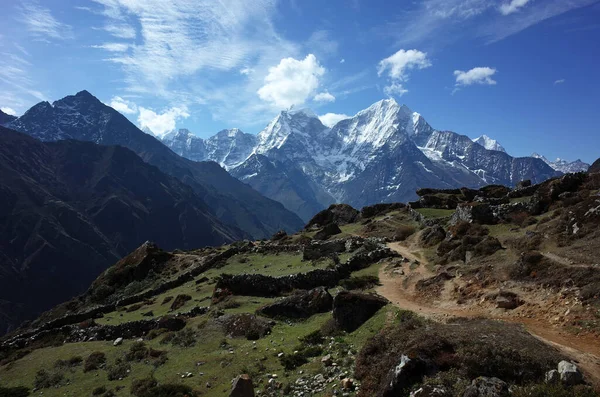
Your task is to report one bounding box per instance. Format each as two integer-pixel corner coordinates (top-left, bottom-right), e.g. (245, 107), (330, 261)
(377, 242), (600, 388)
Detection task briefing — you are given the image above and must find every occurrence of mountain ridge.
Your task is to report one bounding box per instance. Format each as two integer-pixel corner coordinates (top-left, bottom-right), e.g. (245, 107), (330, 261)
(162, 98), (559, 221)
(6, 91), (304, 239)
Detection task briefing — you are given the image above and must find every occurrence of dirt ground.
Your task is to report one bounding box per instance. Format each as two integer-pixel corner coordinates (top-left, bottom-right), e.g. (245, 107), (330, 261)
(377, 241), (600, 388)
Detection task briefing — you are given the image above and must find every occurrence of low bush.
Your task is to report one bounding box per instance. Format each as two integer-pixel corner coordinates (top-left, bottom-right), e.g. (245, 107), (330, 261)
(0, 386), (29, 397)
(84, 352), (106, 372)
(160, 327), (196, 347)
(34, 369), (66, 389)
(54, 355), (83, 369)
(511, 384), (599, 397)
(106, 358), (131, 381)
(395, 225), (416, 241)
(170, 294), (192, 311)
(131, 377), (197, 397)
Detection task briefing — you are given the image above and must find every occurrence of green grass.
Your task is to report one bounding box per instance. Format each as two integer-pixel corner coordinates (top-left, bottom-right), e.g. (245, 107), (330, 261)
(509, 196), (533, 204)
(415, 208), (455, 219)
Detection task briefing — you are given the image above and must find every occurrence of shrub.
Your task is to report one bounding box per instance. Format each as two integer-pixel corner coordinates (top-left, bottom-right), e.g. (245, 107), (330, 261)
(320, 318), (343, 337)
(126, 303), (144, 313)
(395, 225), (416, 241)
(0, 386), (29, 397)
(54, 355), (83, 369)
(131, 377), (197, 397)
(106, 358), (131, 381)
(146, 328), (169, 340)
(125, 342), (149, 361)
(300, 330), (324, 345)
(92, 386), (107, 396)
(160, 327), (196, 347)
(170, 294), (191, 311)
(511, 383), (599, 397)
(161, 296), (173, 305)
(280, 353), (308, 370)
(34, 369), (65, 389)
(84, 352), (106, 372)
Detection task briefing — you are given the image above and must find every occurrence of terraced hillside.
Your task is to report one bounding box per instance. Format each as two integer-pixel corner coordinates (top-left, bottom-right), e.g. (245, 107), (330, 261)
(2, 170), (600, 397)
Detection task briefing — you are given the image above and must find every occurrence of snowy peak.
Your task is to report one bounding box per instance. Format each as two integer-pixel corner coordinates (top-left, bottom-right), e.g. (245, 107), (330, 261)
(473, 135), (506, 153)
(256, 107), (327, 153)
(531, 153), (589, 173)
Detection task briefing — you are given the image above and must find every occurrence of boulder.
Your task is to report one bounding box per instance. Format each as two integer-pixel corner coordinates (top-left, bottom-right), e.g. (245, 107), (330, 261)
(270, 230), (287, 241)
(420, 225), (447, 247)
(382, 355), (430, 397)
(516, 180), (532, 189)
(305, 204), (359, 229)
(558, 360), (583, 385)
(214, 314), (272, 340)
(451, 203), (497, 225)
(333, 291), (388, 332)
(545, 369), (560, 384)
(341, 378), (354, 390)
(303, 239), (347, 261)
(321, 354), (332, 366)
(230, 374), (255, 397)
(313, 223), (342, 240)
(494, 291), (521, 310)
(410, 385), (450, 397)
(462, 377), (509, 397)
(360, 203), (406, 218)
(256, 287), (333, 319)
(113, 337), (123, 346)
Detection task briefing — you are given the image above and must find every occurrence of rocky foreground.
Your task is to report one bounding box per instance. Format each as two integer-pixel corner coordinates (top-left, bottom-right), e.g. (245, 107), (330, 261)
(1, 168), (600, 396)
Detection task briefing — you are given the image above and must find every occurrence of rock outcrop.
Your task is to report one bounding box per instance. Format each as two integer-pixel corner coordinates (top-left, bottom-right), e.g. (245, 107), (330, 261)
(332, 291), (388, 332)
(256, 287), (333, 319)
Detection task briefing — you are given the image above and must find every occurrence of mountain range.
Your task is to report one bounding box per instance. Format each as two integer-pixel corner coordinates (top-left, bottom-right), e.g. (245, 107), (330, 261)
(158, 99), (583, 221)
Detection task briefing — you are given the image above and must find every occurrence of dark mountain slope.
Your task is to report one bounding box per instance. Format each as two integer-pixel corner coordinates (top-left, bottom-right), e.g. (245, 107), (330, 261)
(0, 126), (244, 334)
(7, 91), (303, 238)
(0, 109), (16, 126)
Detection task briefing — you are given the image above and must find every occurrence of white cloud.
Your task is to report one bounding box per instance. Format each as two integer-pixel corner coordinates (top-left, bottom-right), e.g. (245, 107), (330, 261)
(138, 106), (190, 138)
(454, 67), (497, 86)
(319, 113), (350, 128)
(240, 67), (255, 76)
(1, 107), (17, 116)
(91, 43), (130, 52)
(110, 96), (138, 114)
(383, 83), (409, 97)
(257, 54), (325, 109)
(554, 79), (566, 85)
(377, 49), (431, 97)
(18, 2), (73, 41)
(340, 59), (345, 64)
(314, 91), (335, 103)
(499, 0), (532, 15)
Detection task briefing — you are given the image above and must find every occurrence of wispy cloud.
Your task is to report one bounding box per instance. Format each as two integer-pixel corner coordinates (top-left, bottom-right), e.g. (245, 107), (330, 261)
(91, 43), (130, 52)
(18, 1), (73, 41)
(1, 107), (17, 116)
(499, 0), (533, 16)
(379, 0), (597, 46)
(109, 96), (137, 114)
(554, 78), (566, 85)
(138, 106), (190, 138)
(87, 0), (305, 125)
(314, 91), (336, 103)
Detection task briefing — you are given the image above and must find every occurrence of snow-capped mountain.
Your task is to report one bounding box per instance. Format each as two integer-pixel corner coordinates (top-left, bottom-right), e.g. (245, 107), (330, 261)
(531, 153), (589, 174)
(162, 98), (559, 221)
(0, 109), (17, 126)
(473, 135), (506, 153)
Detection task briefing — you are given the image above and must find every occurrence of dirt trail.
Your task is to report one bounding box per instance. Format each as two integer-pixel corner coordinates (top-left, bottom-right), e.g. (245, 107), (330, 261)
(378, 242), (600, 388)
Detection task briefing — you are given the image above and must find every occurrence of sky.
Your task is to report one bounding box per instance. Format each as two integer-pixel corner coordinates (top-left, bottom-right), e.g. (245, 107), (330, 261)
(0, 0), (599, 163)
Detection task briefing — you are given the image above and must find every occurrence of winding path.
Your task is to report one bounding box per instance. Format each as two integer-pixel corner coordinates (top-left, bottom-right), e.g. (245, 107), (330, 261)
(377, 242), (600, 388)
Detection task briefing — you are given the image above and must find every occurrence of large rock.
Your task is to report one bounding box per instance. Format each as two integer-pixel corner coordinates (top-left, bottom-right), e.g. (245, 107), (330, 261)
(305, 204), (359, 229)
(313, 223), (342, 240)
(382, 355), (430, 397)
(230, 374), (255, 397)
(462, 377), (508, 397)
(420, 225), (446, 247)
(303, 239), (347, 261)
(256, 287), (333, 319)
(450, 203), (496, 225)
(333, 291), (388, 332)
(558, 360), (583, 385)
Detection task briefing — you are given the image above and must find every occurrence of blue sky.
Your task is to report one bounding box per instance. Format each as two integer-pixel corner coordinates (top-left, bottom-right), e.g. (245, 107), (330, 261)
(1, 0), (599, 163)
